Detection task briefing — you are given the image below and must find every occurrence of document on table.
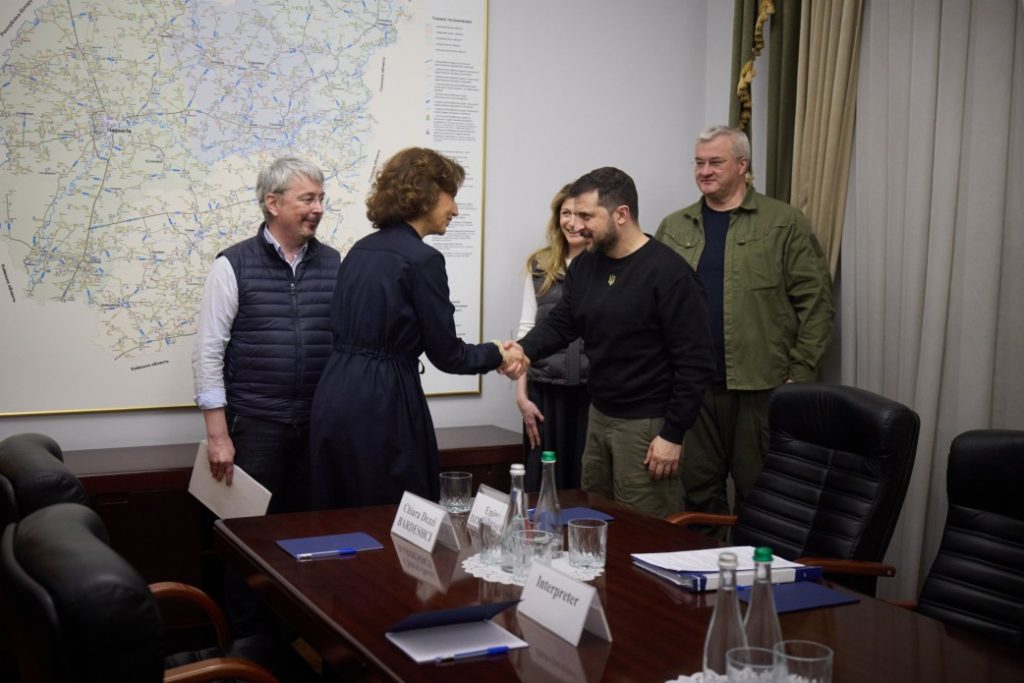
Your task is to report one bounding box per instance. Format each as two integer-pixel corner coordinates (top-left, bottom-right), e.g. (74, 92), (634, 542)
(386, 619), (527, 664)
(385, 601), (527, 664)
(631, 545), (821, 592)
(632, 546), (804, 573)
(187, 440), (271, 519)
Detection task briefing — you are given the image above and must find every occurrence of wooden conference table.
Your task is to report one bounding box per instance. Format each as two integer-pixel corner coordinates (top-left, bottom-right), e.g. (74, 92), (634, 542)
(215, 491), (1023, 682)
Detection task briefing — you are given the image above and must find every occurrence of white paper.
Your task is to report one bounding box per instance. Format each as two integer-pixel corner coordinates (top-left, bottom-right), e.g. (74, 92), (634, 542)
(187, 440), (271, 519)
(385, 620), (527, 664)
(630, 545), (803, 573)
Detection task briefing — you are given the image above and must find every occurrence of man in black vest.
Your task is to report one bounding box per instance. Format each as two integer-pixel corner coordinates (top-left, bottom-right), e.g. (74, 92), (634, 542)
(192, 157), (340, 634)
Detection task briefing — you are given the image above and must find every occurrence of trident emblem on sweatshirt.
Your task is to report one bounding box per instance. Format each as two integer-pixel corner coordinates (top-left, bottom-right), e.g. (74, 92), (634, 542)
(607, 274), (616, 286)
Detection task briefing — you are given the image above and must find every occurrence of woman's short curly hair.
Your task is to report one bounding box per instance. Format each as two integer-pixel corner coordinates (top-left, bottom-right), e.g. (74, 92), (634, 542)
(366, 147), (465, 228)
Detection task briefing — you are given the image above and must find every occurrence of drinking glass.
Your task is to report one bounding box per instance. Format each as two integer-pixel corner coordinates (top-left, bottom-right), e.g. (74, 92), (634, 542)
(567, 518), (607, 568)
(773, 640), (833, 683)
(438, 471), (472, 513)
(726, 646), (775, 682)
(511, 528), (554, 582)
(478, 515), (503, 564)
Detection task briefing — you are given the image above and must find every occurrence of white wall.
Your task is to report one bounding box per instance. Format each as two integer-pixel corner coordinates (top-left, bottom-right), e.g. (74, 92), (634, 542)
(0, 0), (733, 450)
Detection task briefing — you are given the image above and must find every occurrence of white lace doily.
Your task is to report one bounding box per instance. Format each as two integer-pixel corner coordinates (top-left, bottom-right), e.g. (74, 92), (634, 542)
(665, 673), (725, 683)
(667, 672), (812, 683)
(462, 552), (604, 585)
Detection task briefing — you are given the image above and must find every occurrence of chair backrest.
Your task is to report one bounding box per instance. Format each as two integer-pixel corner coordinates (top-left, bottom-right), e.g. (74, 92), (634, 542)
(916, 429), (1024, 647)
(734, 383), (920, 564)
(0, 433), (86, 528)
(0, 502), (165, 682)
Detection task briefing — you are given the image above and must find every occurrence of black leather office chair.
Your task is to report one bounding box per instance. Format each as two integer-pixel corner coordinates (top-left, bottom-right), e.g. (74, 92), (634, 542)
(914, 429), (1024, 647)
(0, 432), (86, 528)
(0, 433), (91, 680)
(668, 383), (921, 595)
(0, 502), (309, 682)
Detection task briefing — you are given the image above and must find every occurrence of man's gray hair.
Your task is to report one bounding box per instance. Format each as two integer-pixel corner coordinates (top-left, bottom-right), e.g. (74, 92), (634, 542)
(697, 125), (751, 161)
(256, 157), (325, 220)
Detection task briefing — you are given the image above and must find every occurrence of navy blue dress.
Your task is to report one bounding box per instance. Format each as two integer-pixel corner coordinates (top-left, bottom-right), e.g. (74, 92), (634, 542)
(310, 223), (502, 508)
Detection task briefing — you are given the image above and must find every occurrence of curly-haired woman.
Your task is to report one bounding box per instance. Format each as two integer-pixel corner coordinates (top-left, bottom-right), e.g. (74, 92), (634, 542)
(310, 147), (523, 508)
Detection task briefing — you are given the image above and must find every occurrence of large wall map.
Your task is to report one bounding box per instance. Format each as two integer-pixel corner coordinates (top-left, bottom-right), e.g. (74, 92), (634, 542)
(0, 0), (487, 415)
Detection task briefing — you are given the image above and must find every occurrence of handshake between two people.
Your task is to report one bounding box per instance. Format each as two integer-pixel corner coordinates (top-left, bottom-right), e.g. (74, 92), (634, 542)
(496, 340), (530, 380)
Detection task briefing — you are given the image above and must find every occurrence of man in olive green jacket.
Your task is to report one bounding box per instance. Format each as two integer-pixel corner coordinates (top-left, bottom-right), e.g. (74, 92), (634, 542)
(655, 125), (833, 525)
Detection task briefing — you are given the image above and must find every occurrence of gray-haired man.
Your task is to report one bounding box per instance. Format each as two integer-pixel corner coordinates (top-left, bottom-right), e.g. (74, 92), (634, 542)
(192, 156), (340, 634)
(656, 126), (833, 527)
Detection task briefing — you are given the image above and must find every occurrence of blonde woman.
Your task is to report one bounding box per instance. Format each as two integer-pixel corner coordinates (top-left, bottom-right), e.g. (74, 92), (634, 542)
(515, 184), (591, 491)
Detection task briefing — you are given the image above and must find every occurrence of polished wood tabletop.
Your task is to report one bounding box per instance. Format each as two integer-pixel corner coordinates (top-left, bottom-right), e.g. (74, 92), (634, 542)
(215, 491), (1023, 682)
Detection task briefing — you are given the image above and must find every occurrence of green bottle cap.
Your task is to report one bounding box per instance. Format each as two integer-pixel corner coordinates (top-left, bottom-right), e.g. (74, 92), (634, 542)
(540, 450), (556, 463)
(754, 546), (773, 563)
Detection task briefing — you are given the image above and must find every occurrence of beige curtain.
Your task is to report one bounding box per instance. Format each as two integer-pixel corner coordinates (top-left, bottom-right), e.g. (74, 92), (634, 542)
(844, 0), (1024, 599)
(790, 0), (864, 277)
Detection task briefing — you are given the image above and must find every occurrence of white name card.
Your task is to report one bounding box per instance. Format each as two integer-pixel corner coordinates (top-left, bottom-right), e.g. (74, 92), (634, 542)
(391, 491), (460, 552)
(517, 563), (612, 646)
(467, 483), (509, 531)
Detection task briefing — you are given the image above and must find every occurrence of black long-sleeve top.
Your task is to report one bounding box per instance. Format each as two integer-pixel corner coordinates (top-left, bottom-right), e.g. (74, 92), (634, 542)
(519, 237), (715, 444)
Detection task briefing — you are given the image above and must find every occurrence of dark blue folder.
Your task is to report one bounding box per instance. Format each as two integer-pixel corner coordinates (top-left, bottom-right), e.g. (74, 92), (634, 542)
(276, 532), (383, 559)
(527, 507), (614, 525)
(737, 581), (860, 613)
(387, 600), (520, 633)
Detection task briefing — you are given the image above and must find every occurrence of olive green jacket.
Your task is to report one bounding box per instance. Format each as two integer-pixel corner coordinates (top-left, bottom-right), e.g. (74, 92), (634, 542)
(655, 187), (833, 390)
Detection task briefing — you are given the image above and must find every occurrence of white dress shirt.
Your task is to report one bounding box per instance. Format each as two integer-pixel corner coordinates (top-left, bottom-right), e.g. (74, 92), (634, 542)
(192, 225), (309, 410)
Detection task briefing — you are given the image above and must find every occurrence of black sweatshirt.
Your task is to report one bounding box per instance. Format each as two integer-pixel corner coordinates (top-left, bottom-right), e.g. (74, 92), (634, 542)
(519, 236), (715, 444)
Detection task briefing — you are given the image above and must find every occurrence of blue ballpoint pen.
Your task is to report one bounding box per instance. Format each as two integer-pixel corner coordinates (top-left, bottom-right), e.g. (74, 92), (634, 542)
(296, 547), (357, 560)
(435, 645), (510, 663)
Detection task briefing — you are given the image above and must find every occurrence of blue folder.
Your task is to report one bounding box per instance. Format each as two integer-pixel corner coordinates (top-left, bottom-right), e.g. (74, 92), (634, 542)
(276, 532), (383, 559)
(737, 581), (860, 613)
(632, 558), (823, 592)
(387, 600), (520, 633)
(527, 507), (614, 525)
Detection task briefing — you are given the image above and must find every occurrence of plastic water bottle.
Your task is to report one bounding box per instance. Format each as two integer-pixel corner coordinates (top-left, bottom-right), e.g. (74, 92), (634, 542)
(703, 550), (748, 675)
(500, 463), (529, 573)
(744, 546), (783, 649)
(533, 451), (563, 556)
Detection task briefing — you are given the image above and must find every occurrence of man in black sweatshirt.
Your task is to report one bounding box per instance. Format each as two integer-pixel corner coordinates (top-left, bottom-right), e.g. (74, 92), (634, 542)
(518, 167), (715, 518)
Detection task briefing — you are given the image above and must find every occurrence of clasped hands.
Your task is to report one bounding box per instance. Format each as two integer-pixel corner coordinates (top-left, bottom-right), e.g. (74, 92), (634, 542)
(497, 340), (530, 380)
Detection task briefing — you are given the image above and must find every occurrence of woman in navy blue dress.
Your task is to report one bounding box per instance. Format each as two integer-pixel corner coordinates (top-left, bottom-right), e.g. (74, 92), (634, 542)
(310, 148), (520, 508)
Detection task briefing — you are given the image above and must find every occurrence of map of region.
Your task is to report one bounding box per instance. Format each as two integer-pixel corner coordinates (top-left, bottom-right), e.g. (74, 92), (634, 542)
(0, 0), (488, 414)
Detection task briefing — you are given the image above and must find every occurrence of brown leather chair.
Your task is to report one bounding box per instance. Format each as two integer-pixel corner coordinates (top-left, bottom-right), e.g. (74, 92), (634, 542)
(668, 383), (920, 595)
(0, 502), (292, 682)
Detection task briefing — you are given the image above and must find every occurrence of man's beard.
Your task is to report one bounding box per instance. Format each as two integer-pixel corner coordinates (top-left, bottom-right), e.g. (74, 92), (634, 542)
(587, 220), (619, 255)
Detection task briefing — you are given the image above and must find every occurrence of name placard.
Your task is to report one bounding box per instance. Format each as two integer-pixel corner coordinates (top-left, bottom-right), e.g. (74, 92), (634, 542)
(517, 563), (612, 646)
(467, 483), (509, 531)
(390, 491), (460, 552)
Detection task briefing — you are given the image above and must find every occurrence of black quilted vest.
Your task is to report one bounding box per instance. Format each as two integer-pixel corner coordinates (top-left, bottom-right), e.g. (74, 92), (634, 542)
(220, 227), (340, 424)
(526, 267), (588, 386)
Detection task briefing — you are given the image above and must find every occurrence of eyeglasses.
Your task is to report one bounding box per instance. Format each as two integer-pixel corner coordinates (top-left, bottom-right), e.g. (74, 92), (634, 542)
(693, 158), (730, 170)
